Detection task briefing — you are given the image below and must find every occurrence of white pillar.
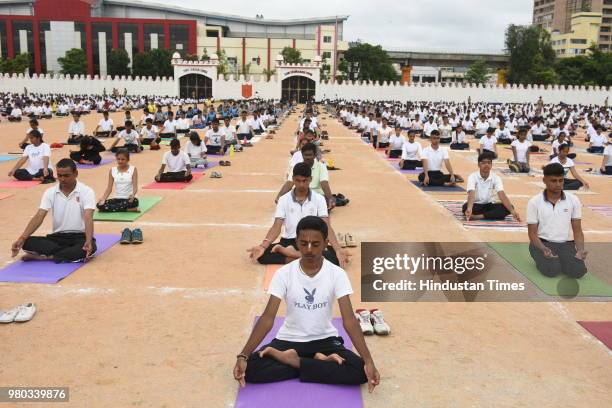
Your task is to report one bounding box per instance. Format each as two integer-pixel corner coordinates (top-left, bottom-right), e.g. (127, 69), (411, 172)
(98, 31), (107, 76)
(150, 33), (158, 50)
(0, 33), (3, 57)
(19, 29), (28, 54)
(74, 31), (81, 48)
(124, 32), (133, 68)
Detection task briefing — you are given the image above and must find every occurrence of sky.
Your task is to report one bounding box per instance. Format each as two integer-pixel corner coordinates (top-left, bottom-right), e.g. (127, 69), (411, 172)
(158, 0), (534, 52)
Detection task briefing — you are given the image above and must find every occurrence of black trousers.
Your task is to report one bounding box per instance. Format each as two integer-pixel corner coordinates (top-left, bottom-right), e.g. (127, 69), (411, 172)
(238, 133), (253, 141)
(67, 135), (84, 145)
(587, 146), (604, 154)
(462, 202), (510, 220)
(450, 142), (470, 150)
(22, 232), (97, 263)
(257, 238), (339, 266)
(206, 145), (226, 155)
(111, 144), (142, 153)
(563, 178), (583, 190)
(532, 135), (549, 141)
(245, 336), (367, 385)
(70, 151), (102, 164)
(8, 116), (22, 122)
(254, 129), (263, 135)
(418, 170), (453, 186)
(370, 135), (378, 147)
(97, 198), (139, 212)
(388, 149), (402, 158)
(141, 138), (161, 145)
(377, 142), (389, 148)
(14, 168), (54, 181)
(602, 166), (612, 175)
(159, 133), (176, 139)
(95, 131), (116, 137)
(157, 171), (193, 182)
(498, 138), (512, 145)
(529, 241), (587, 278)
(440, 137), (451, 144)
(401, 159), (423, 170)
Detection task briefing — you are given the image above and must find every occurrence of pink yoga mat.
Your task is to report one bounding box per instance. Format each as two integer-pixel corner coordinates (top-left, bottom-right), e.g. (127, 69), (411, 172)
(235, 317), (363, 408)
(142, 173), (204, 190)
(0, 234), (120, 284)
(0, 180), (42, 189)
(578, 321), (612, 350)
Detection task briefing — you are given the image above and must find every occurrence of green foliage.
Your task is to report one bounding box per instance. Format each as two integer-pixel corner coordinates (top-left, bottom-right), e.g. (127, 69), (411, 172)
(555, 45), (612, 86)
(58, 48), (87, 76)
(340, 42), (399, 83)
(108, 48), (131, 77)
(183, 53), (199, 61)
(464, 58), (491, 84)
(505, 25), (557, 85)
(262, 68), (276, 81)
(216, 49), (231, 79)
(132, 48), (173, 78)
(281, 47), (302, 64)
(0, 53), (31, 74)
(201, 48), (210, 61)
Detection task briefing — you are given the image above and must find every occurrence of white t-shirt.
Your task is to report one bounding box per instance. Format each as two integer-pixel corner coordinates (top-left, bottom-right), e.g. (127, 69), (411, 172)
(268, 259), (353, 342)
(511, 139), (532, 163)
(98, 118), (114, 131)
(480, 135), (497, 151)
(549, 156), (574, 177)
(275, 190), (328, 239)
(401, 140), (422, 160)
(40, 182), (96, 233)
(23, 143), (51, 175)
(26, 127), (44, 137)
(527, 192), (581, 242)
(185, 141), (207, 157)
(452, 131), (466, 144)
(604, 145), (612, 167)
(162, 120), (177, 133)
(162, 151), (190, 172)
(117, 129), (139, 145)
(424, 122), (438, 137)
(421, 145), (449, 171)
(140, 125), (159, 140)
(236, 119), (253, 134)
(467, 171), (504, 204)
(205, 129), (225, 146)
(378, 126), (393, 143)
(389, 134), (405, 150)
(222, 125), (236, 141)
(68, 121), (85, 135)
(495, 128), (512, 140)
(590, 133), (608, 147)
(290, 150), (303, 168)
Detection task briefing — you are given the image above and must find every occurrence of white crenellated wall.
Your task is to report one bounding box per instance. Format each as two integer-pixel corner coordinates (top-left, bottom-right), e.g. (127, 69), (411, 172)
(1, 72), (610, 105)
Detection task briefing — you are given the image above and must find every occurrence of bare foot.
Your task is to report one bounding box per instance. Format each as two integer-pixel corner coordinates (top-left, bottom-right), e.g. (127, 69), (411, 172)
(127, 207), (141, 212)
(470, 214), (485, 220)
(259, 347), (300, 368)
(21, 253), (50, 261)
(314, 352), (345, 365)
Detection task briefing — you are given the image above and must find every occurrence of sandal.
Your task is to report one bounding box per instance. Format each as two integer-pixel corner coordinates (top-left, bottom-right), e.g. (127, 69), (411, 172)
(210, 171), (222, 178)
(344, 233), (357, 248)
(225, 161), (231, 166)
(220, 161), (226, 166)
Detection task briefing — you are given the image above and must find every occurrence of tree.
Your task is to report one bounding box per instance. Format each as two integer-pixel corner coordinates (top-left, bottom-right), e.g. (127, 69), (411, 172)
(464, 58), (491, 84)
(339, 42), (399, 84)
(505, 24), (557, 85)
(201, 48), (210, 61)
(320, 61), (331, 82)
(132, 49), (172, 78)
(183, 53), (199, 61)
(281, 47), (302, 64)
(0, 53), (31, 74)
(58, 48), (87, 76)
(262, 68), (276, 81)
(554, 45), (612, 86)
(108, 48), (131, 77)
(216, 49), (231, 79)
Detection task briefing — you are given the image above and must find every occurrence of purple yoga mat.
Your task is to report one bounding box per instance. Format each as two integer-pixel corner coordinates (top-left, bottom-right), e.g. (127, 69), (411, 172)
(191, 160), (220, 173)
(0, 234), (120, 284)
(235, 317), (363, 408)
(75, 158), (114, 169)
(393, 163), (423, 174)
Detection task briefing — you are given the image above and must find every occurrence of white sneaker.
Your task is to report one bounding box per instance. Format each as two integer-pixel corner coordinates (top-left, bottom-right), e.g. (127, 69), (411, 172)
(370, 309), (391, 335)
(14, 303), (36, 322)
(0, 307), (20, 323)
(355, 309), (374, 335)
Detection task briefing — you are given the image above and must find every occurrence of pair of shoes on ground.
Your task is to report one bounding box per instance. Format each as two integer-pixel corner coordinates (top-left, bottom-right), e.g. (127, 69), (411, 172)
(120, 228), (143, 245)
(355, 309), (391, 336)
(333, 193), (349, 207)
(336, 232), (357, 248)
(210, 171), (223, 178)
(0, 302), (36, 323)
(219, 160), (231, 166)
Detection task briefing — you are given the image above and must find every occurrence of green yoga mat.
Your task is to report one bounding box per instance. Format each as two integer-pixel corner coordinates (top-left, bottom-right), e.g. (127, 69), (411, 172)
(93, 196), (162, 222)
(488, 243), (612, 297)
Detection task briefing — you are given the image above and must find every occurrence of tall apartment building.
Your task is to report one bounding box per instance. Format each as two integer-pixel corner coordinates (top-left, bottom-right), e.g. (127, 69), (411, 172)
(533, 0), (611, 51)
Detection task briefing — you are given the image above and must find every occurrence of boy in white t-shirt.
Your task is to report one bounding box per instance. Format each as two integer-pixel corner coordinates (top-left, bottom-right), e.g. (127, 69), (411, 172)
(94, 111), (115, 137)
(8, 130), (55, 183)
(235, 216), (380, 389)
(508, 129), (532, 173)
(418, 131), (463, 186)
(598, 143), (612, 175)
(154, 139), (193, 182)
(477, 127), (498, 159)
(109, 121), (142, 153)
(185, 132), (208, 169)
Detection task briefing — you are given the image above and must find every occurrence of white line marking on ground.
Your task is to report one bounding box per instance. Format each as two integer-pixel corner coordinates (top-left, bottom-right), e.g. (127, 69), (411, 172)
(234, 172), (283, 176)
(134, 221), (269, 229)
(147, 286), (262, 299)
(183, 189), (276, 193)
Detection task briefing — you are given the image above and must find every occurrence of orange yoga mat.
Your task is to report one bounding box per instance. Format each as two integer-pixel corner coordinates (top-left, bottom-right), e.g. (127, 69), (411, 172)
(263, 264), (282, 291)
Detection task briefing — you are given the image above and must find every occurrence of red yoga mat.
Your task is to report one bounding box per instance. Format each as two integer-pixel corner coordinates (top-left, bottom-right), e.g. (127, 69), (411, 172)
(142, 173), (204, 190)
(578, 321), (612, 350)
(0, 180), (42, 189)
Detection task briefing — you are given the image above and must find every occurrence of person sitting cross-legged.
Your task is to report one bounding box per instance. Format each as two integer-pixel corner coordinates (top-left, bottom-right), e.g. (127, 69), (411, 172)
(418, 130), (464, 186)
(250, 162), (348, 267)
(549, 144), (590, 191)
(97, 149), (140, 213)
(8, 129), (55, 183)
(69, 135), (106, 165)
(527, 162), (587, 278)
(11, 158), (97, 263)
(234, 216), (380, 390)
(463, 151), (521, 221)
(154, 139), (193, 183)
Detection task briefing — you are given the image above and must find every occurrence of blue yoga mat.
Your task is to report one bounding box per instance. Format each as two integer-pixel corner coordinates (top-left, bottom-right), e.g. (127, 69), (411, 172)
(410, 180), (465, 192)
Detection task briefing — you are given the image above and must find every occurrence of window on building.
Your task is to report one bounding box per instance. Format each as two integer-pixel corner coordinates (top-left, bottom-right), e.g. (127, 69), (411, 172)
(12, 20), (34, 71)
(206, 30), (218, 38)
(0, 20), (7, 59)
(170, 24), (189, 54)
(144, 23), (164, 51)
(118, 23), (139, 63)
(322, 51), (331, 59)
(570, 38), (587, 44)
(92, 22), (112, 76)
(38, 21), (50, 73)
(323, 35), (332, 43)
(302, 59), (311, 63)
